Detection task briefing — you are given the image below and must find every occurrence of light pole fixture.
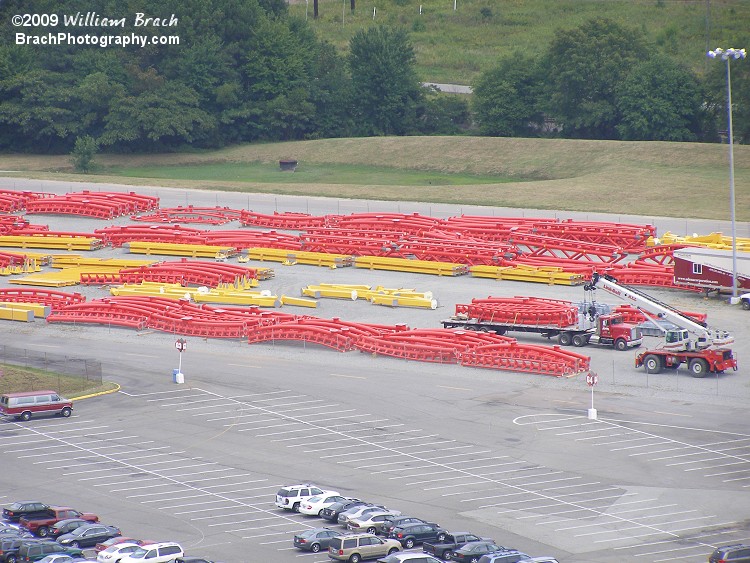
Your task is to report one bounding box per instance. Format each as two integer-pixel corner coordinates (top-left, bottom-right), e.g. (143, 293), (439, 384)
(707, 47), (746, 302)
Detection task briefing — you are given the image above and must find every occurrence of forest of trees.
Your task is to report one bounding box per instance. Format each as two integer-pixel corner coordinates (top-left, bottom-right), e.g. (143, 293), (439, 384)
(0, 0), (748, 154)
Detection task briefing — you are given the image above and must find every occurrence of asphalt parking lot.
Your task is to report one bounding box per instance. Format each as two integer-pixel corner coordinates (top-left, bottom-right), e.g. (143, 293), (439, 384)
(1, 178), (749, 563)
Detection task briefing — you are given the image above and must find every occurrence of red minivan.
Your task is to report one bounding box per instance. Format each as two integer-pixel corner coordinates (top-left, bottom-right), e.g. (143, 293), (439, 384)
(0, 390), (73, 421)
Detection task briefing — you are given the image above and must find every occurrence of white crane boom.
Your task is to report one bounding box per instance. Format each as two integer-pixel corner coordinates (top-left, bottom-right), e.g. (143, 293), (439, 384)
(584, 273), (733, 350)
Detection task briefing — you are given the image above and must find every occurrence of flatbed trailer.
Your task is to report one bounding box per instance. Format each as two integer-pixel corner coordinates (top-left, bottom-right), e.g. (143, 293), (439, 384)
(441, 314), (642, 350)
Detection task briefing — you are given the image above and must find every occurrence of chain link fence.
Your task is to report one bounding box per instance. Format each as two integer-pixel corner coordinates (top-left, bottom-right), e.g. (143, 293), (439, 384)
(0, 345), (102, 386)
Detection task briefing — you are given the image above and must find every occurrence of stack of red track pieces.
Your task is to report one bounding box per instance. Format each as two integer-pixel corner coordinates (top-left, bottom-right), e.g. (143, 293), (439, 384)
(239, 211), (327, 229)
(456, 297), (579, 327)
(0, 288), (85, 310)
(79, 259), (265, 287)
(45, 296), (590, 376)
(23, 190), (159, 219)
(132, 206), (244, 225)
(0, 191), (45, 213)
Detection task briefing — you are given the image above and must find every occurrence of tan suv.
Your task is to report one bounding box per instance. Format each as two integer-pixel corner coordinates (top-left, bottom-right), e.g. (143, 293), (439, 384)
(328, 533), (401, 562)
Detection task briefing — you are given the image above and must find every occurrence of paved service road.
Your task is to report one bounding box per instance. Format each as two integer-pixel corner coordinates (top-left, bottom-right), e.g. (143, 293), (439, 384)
(0, 179), (748, 563)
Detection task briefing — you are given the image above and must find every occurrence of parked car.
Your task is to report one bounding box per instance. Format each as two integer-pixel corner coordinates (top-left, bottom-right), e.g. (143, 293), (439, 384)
(347, 511), (402, 535)
(377, 554), (443, 563)
(423, 532), (490, 560)
(46, 521), (88, 540)
(381, 516), (432, 537)
(16, 541), (83, 562)
(94, 538), (152, 554)
(0, 528), (33, 540)
(451, 542), (507, 563)
(0, 537), (42, 563)
(320, 500), (368, 522)
(388, 523), (447, 549)
(293, 528), (341, 553)
(2, 504), (49, 524)
(275, 484), (338, 512)
(709, 544), (750, 563)
(57, 524), (120, 549)
(328, 533), (401, 562)
(36, 556), (86, 563)
(338, 505), (393, 527)
(477, 550), (530, 563)
(96, 543), (141, 563)
(299, 494), (352, 517)
(117, 542), (183, 563)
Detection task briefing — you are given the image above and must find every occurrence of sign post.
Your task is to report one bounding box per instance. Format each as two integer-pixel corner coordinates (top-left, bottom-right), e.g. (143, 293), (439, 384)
(174, 339), (187, 384)
(586, 371), (598, 420)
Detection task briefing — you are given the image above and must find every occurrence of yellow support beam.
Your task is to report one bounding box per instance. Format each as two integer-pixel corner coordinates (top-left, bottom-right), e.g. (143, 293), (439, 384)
(280, 295), (318, 308)
(0, 235), (104, 250)
(246, 248), (354, 267)
(0, 307), (34, 322)
(51, 255), (158, 268)
(354, 256), (469, 276)
(469, 264), (586, 286)
(110, 282), (281, 307)
(125, 241), (239, 258)
(301, 285), (359, 300)
(0, 301), (50, 318)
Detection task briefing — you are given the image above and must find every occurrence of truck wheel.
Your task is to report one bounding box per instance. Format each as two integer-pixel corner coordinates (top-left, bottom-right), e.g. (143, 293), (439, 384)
(559, 333), (572, 346)
(444, 551), (454, 561)
(614, 338), (628, 351)
(37, 526), (49, 537)
(742, 299), (750, 310)
(292, 502), (301, 512)
(572, 334), (586, 347)
(437, 532), (446, 542)
(61, 407), (72, 417)
(689, 358), (709, 378)
(644, 355), (663, 374)
(20, 411), (32, 421)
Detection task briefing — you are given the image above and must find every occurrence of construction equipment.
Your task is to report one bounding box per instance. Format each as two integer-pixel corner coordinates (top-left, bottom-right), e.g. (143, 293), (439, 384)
(441, 296), (642, 351)
(584, 272), (737, 377)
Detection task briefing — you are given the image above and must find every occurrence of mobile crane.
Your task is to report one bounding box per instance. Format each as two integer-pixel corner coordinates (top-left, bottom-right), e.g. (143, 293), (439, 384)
(584, 273), (737, 377)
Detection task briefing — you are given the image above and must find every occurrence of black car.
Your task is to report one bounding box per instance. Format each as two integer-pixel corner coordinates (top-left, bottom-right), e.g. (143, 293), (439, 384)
(381, 516), (431, 536)
(709, 544), (750, 563)
(389, 523), (446, 549)
(56, 524), (120, 549)
(320, 500), (368, 522)
(47, 520), (89, 540)
(293, 528), (341, 553)
(2, 504), (49, 524)
(452, 541), (507, 563)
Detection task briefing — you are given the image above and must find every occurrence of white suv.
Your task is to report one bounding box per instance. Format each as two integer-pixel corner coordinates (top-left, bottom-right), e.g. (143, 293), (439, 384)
(118, 542), (184, 563)
(275, 484), (339, 512)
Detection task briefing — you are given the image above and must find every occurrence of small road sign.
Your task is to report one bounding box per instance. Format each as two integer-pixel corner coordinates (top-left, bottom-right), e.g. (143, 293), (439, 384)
(586, 372), (599, 386)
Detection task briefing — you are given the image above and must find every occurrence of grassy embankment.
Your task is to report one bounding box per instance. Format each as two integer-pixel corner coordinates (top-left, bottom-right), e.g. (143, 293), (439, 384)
(0, 364), (118, 398)
(0, 137), (748, 221)
(288, 0), (748, 84)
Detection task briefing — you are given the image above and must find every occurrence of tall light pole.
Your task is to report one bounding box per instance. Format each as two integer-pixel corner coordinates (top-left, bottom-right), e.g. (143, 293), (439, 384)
(707, 47), (746, 303)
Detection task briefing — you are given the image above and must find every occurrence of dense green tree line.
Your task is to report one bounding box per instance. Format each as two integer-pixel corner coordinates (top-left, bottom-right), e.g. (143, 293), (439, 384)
(0, 1), (747, 153)
(473, 17), (750, 144)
